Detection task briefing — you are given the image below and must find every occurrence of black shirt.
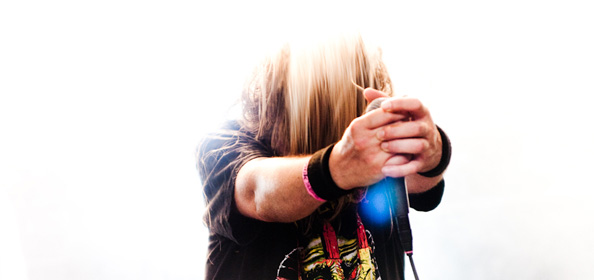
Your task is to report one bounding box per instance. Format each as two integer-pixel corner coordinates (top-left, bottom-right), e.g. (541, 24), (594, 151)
(197, 121), (444, 280)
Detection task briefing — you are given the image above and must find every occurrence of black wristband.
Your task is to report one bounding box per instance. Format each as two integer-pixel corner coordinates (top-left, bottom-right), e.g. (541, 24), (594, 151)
(418, 125), (451, 178)
(307, 143), (352, 201)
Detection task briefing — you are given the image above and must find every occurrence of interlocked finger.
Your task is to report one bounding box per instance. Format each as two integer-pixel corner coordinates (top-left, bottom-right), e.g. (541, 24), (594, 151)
(380, 138), (428, 155)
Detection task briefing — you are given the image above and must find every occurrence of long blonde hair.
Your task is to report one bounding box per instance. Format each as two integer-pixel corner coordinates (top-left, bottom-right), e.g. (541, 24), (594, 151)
(236, 34), (393, 228)
(242, 34), (393, 156)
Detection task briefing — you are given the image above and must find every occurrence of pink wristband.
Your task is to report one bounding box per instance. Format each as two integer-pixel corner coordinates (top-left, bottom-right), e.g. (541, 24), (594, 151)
(302, 161), (327, 202)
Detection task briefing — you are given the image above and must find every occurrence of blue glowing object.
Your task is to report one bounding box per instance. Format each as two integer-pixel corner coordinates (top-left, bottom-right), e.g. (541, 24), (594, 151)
(359, 179), (393, 226)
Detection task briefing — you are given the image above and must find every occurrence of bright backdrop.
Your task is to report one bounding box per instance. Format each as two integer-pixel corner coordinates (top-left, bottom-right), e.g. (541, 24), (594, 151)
(1, 0), (593, 279)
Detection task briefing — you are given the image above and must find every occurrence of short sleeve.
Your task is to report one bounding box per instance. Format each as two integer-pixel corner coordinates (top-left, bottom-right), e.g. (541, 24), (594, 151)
(196, 121), (273, 245)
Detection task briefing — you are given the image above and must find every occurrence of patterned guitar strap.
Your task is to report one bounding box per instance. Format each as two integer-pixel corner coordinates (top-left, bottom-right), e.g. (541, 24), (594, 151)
(321, 214), (377, 280)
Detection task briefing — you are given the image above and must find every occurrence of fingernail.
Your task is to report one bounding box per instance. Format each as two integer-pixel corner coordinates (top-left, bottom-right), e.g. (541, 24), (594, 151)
(380, 142), (389, 152)
(381, 166), (393, 176)
(377, 130), (385, 140)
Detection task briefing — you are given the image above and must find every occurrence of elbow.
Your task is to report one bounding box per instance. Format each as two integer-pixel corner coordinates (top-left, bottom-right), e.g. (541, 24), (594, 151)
(234, 186), (285, 223)
(252, 195), (301, 223)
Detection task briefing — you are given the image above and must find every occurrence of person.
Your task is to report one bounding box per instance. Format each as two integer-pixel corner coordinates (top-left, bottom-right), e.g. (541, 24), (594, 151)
(197, 33), (451, 280)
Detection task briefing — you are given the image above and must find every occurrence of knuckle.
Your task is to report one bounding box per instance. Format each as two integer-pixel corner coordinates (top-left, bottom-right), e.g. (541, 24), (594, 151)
(422, 140), (430, 151)
(411, 123), (423, 136)
(381, 126), (391, 139)
(387, 141), (398, 152)
(353, 138), (367, 150)
(412, 140), (426, 153)
(411, 97), (423, 108)
(417, 122), (428, 135)
(350, 120), (362, 132)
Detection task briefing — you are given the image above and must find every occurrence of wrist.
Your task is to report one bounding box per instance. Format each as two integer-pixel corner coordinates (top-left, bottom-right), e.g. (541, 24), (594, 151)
(302, 143), (353, 202)
(327, 141), (355, 191)
(418, 125), (451, 178)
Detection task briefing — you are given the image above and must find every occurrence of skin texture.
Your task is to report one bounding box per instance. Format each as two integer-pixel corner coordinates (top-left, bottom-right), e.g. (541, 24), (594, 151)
(235, 88), (443, 223)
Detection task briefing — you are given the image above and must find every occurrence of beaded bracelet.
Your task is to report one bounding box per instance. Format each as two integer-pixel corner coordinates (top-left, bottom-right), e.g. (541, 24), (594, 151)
(302, 144), (352, 202)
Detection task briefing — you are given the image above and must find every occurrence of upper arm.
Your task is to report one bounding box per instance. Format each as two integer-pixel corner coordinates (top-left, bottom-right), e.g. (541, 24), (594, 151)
(197, 121), (268, 243)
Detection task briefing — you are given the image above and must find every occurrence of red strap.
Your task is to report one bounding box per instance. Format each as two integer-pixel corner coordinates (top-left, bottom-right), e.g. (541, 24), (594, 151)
(322, 222), (341, 259)
(356, 214), (369, 249)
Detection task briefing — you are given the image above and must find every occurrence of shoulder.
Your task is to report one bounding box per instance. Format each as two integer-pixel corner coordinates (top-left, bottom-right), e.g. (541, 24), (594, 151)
(196, 121), (242, 182)
(197, 120), (274, 184)
(198, 120), (241, 154)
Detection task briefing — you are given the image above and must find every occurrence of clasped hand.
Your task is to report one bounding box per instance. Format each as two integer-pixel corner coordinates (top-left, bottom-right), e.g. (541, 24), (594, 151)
(329, 88), (443, 191)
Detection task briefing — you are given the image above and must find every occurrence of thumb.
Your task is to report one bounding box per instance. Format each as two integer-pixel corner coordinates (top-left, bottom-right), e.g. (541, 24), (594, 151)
(363, 88), (390, 103)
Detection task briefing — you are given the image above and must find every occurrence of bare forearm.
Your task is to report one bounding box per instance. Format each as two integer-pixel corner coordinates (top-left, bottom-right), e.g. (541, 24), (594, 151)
(234, 156), (324, 223)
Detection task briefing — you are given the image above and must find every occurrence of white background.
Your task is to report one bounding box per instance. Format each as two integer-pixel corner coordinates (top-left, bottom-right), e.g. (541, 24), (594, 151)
(1, 0), (593, 279)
